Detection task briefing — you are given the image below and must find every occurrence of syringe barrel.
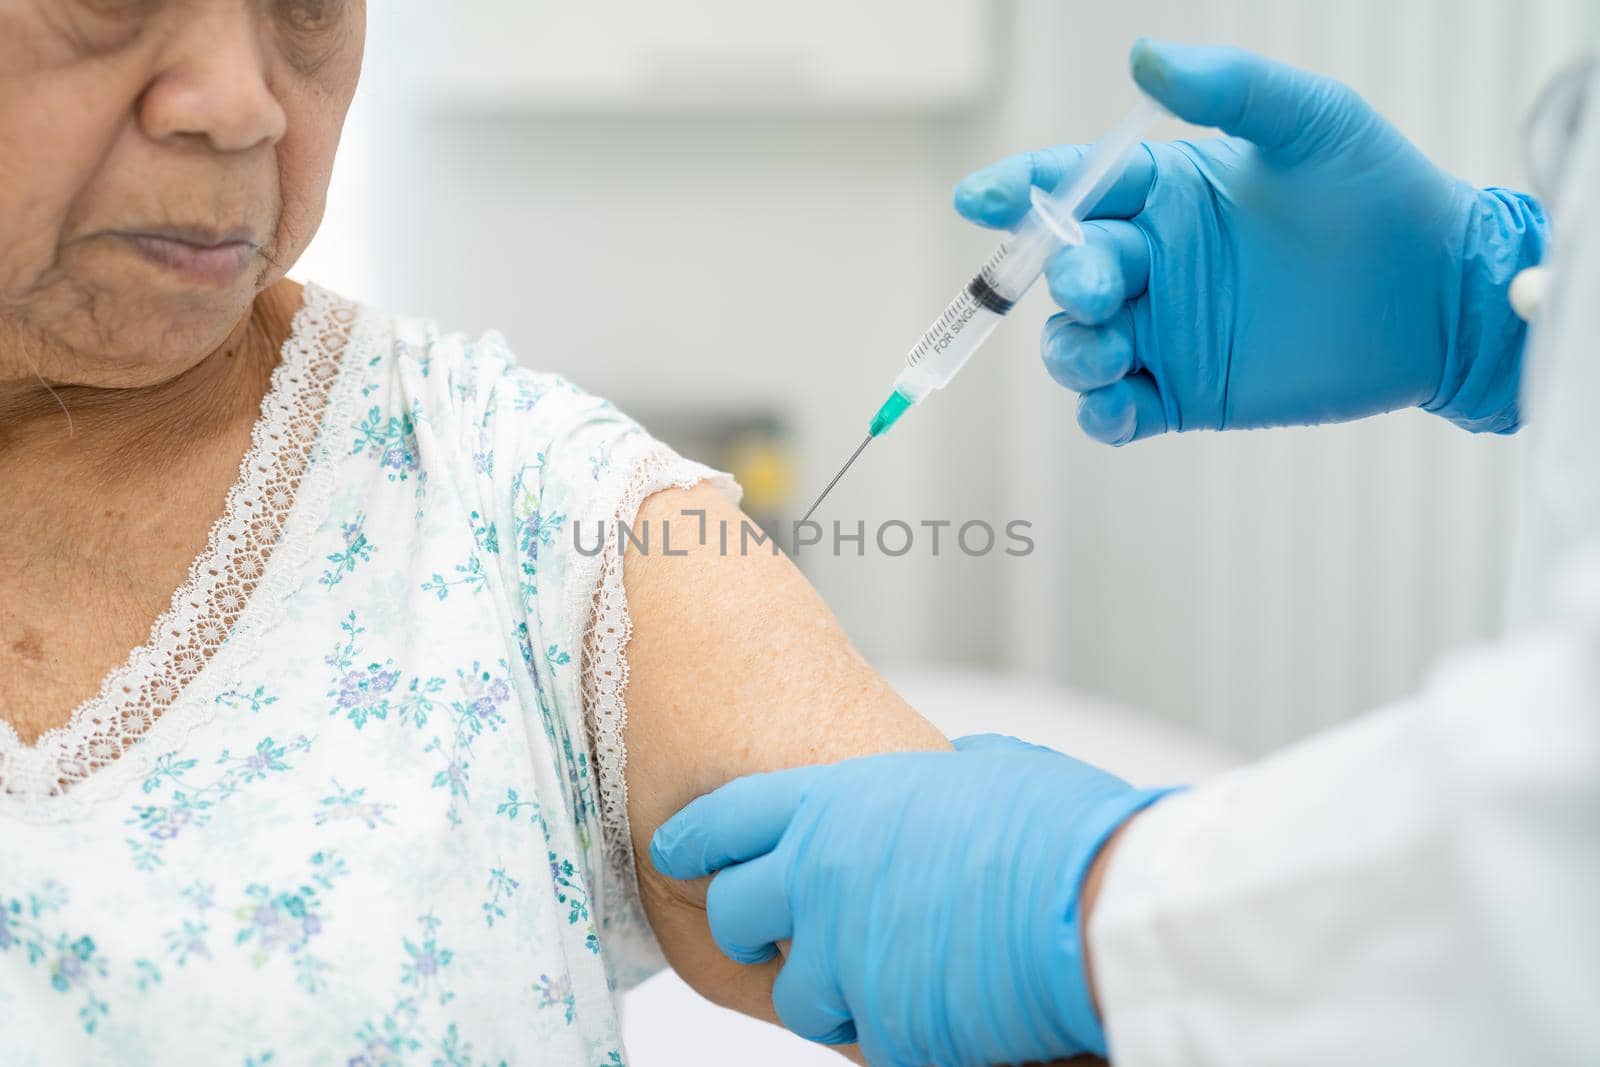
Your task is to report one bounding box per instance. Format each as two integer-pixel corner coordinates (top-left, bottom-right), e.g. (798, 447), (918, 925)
(887, 96), (1163, 414)
(893, 213), (1061, 401)
(893, 298), (1006, 403)
(986, 212), (1068, 296)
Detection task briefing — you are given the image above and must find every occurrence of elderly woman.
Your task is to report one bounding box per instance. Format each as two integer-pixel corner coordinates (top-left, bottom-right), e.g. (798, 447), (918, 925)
(0, 3), (950, 1062)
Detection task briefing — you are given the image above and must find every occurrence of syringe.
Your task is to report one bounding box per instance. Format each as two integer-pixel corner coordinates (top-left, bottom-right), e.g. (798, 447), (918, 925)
(800, 96), (1166, 524)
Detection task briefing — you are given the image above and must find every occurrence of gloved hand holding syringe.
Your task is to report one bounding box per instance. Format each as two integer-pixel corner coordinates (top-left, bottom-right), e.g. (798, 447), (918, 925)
(800, 94), (1169, 523)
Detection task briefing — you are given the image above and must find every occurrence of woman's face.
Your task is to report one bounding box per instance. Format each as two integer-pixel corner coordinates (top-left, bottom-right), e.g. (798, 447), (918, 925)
(0, 0), (365, 386)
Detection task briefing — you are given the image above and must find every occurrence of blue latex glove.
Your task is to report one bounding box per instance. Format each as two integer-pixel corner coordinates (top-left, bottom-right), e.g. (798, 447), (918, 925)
(649, 735), (1174, 1066)
(954, 40), (1547, 444)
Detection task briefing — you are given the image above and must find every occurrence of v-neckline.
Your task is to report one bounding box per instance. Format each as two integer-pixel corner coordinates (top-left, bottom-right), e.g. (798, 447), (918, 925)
(0, 284), (368, 817)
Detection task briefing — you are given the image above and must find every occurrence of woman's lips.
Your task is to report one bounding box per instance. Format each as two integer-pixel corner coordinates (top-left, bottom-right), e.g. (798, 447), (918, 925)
(120, 230), (257, 287)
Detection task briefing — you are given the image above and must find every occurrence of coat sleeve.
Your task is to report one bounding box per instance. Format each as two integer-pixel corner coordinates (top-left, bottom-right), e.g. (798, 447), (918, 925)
(1089, 620), (1600, 1067)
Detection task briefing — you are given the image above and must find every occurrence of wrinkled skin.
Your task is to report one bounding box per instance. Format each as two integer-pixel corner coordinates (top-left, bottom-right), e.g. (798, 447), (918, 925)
(0, 0), (365, 392)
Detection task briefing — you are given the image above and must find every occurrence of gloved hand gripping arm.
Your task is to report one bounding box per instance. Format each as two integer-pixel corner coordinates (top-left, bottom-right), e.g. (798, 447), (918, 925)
(649, 734), (1174, 1067)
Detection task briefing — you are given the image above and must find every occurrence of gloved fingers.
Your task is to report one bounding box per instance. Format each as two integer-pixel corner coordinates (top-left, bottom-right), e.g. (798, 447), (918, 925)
(1044, 219), (1151, 324)
(771, 939), (856, 1046)
(1042, 308), (1137, 393)
(953, 142), (1157, 230)
(1130, 38), (1360, 161)
(1076, 372), (1169, 445)
(649, 765), (823, 880)
(705, 854), (792, 964)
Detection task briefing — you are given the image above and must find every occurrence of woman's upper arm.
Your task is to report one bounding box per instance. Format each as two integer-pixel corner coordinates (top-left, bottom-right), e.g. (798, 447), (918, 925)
(618, 482), (950, 1019)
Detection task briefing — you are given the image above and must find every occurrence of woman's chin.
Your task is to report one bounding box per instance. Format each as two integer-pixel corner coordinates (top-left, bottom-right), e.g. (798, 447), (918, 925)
(27, 283), (263, 389)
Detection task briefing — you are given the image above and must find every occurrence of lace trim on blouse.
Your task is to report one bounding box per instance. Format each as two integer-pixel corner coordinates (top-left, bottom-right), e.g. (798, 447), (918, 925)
(578, 445), (737, 910)
(0, 284), (370, 820)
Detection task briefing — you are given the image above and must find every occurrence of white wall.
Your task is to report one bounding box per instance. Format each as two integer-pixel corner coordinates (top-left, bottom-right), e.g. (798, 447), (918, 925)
(301, 1), (1599, 756)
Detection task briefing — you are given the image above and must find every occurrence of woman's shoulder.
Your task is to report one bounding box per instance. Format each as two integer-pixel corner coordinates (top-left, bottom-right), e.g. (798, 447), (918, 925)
(327, 287), (727, 527)
(334, 293), (641, 476)
(382, 307), (600, 429)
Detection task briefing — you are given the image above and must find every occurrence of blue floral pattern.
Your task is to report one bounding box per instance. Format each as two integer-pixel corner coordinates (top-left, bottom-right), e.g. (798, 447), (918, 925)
(234, 850), (347, 993)
(0, 293), (725, 1063)
(126, 735), (316, 870)
(0, 882), (110, 1034)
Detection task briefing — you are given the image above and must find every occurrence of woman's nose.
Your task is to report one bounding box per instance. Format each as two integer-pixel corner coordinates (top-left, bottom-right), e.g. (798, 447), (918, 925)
(138, 11), (287, 154)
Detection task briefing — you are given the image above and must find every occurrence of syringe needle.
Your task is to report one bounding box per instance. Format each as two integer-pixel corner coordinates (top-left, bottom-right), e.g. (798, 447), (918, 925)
(799, 434), (872, 525)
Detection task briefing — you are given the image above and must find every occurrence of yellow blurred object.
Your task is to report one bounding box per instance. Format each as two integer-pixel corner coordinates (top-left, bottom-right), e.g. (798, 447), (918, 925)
(724, 436), (795, 513)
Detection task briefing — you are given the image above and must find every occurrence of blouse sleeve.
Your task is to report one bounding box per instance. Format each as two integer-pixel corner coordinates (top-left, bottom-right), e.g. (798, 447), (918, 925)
(434, 325), (737, 990)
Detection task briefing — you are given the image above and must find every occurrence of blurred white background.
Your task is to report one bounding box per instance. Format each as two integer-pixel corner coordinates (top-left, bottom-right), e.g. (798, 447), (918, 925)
(294, 2), (1597, 1062)
(304, 0), (1598, 759)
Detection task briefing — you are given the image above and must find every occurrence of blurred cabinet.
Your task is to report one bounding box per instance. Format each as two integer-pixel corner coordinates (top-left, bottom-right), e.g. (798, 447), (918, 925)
(433, 0), (994, 114)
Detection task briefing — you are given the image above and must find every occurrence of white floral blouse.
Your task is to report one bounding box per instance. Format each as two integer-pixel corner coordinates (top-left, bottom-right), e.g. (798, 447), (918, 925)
(0, 285), (729, 1066)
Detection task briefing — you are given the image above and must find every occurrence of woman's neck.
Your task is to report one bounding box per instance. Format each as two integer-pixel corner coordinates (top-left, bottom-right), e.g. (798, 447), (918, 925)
(0, 281), (300, 491)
